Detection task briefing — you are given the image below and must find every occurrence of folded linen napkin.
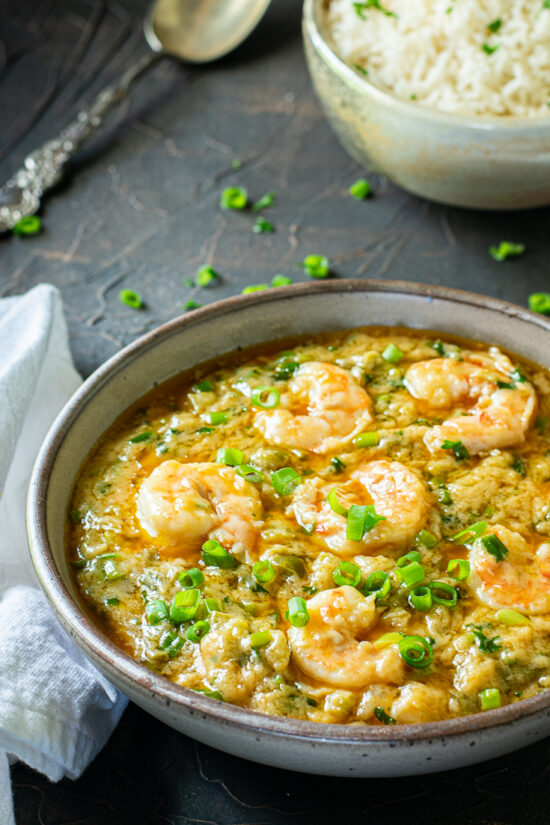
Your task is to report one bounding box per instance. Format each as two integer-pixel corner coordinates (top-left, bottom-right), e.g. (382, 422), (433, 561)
(0, 285), (127, 825)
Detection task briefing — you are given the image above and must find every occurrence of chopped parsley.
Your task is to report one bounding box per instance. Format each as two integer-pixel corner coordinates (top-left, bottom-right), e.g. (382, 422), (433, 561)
(441, 439), (470, 461)
(353, 0), (397, 19)
(482, 43), (500, 55)
(487, 18), (502, 32)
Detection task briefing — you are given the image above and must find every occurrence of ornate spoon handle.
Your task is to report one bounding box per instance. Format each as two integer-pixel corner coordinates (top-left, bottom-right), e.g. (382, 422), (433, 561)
(0, 51), (161, 232)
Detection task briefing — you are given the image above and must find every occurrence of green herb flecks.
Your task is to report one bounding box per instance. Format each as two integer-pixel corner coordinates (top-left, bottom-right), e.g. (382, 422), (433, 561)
(489, 241), (525, 261)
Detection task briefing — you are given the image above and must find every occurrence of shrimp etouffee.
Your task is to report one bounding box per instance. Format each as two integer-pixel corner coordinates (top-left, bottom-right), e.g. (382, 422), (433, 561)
(68, 328), (550, 726)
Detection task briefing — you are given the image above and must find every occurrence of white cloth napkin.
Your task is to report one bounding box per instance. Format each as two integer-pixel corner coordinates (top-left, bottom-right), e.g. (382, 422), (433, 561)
(0, 285), (127, 825)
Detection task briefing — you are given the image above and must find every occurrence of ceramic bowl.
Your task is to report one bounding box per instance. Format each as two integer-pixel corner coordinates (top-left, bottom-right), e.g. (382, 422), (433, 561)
(302, 0), (550, 210)
(27, 280), (550, 777)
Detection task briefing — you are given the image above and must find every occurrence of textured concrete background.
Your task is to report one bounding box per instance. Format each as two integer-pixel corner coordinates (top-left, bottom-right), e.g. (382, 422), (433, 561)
(1, 0), (549, 822)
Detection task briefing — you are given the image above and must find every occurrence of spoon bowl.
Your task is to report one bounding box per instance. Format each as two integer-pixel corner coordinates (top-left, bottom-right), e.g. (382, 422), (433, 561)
(144, 0), (272, 63)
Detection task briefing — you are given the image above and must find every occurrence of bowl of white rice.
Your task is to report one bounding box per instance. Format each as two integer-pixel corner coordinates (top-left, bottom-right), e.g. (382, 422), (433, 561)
(303, 0), (550, 209)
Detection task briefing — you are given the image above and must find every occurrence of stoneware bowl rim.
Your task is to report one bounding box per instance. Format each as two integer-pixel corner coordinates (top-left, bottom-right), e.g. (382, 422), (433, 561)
(28, 279), (550, 748)
(304, 0), (550, 133)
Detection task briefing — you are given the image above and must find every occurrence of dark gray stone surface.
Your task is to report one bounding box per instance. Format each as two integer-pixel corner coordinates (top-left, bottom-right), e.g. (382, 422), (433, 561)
(2, 0), (549, 822)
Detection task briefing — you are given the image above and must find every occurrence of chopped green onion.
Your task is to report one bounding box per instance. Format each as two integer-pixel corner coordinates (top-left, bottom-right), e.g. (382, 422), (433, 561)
(204, 597), (222, 614)
(103, 559), (126, 581)
(415, 529), (437, 549)
(381, 343), (404, 363)
(251, 190), (276, 212)
(217, 447), (244, 466)
(271, 467), (302, 496)
(178, 568), (205, 589)
(286, 596), (310, 627)
(365, 571), (391, 601)
(480, 533), (509, 561)
(441, 439), (470, 460)
(510, 367), (526, 383)
(373, 632), (402, 649)
(12, 215), (42, 235)
(398, 635), (434, 669)
(487, 18), (502, 32)
(160, 631), (184, 656)
(184, 300), (202, 311)
(146, 599), (169, 625)
(253, 560), (275, 583)
(353, 63), (369, 75)
(346, 504), (386, 541)
(479, 688), (501, 710)
(201, 539), (238, 569)
(193, 687), (223, 700)
(271, 274), (293, 287)
(496, 608), (530, 626)
(250, 630), (271, 648)
(251, 386), (280, 408)
(450, 521), (488, 544)
(374, 707), (396, 725)
(236, 464), (265, 483)
(511, 455), (526, 475)
(253, 217), (274, 234)
(331, 457), (345, 474)
(195, 265), (219, 287)
(333, 560), (361, 588)
(69, 509), (82, 525)
(396, 561), (424, 589)
(169, 589), (201, 623)
(186, 620), (210, 643)
(220, 186), (247, 210)
(349, 178), (372, 199)
(241, 284), (269, 294)
(209, 411), (228, 425)
(193, 380), (213, 392)
(529, 293), (550, 315)
(396, 550), (422, 568)
(327, 487), (349, 516)
(489, 241), (525, 260)
(447, 559), (470, 580)
(299, 254), (330, 279)
(119, 289), (143, 309)
(428, 581), (458, 607)
(129, 431), (153, 444)
(482, 43), (500, 55)
(408, 586), (432, 612)
(470, 626), (501, 653)
(429, 339), (446, 356)
(354, 431), (379, 447)
(106, 597), (120, 606)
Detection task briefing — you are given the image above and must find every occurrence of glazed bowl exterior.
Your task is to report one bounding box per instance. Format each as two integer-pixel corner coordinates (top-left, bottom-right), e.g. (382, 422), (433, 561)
(27, 280), (550, 777)
(302, 0), (550, 210)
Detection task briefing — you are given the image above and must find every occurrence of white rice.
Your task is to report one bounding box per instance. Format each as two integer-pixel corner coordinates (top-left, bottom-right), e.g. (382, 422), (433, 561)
(326, 0), (550, 117)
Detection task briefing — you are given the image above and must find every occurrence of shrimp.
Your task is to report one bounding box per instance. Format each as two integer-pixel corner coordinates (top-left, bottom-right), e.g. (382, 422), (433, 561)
(253, 361), (373, 454)
(469, 525), (550, 614)
(291, 460), (430, 557)
(288, 586), (405, 689)
(136, 460), (263, 558)
(404, 350), (536, 455)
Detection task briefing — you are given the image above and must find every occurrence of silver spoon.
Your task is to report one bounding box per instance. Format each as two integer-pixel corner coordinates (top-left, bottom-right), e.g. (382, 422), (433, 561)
(0, 0), (271, 232)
